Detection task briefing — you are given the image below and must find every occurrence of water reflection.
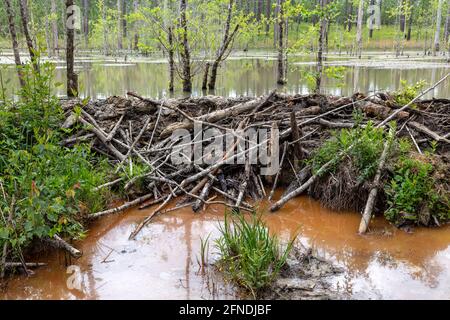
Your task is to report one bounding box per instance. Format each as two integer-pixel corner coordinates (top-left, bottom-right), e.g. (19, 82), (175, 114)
(2, 195), (449, 300)
(1, 52), (449, 99)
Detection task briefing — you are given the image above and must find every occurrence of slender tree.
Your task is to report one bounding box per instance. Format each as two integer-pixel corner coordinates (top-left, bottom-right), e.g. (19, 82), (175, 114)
(18, 0), (38, 68)
(134, 0), (140, 51)
(3, 0), (25, 87)
(356, 0), (364, 59)
(316, 0), (327, 92)
(51, 0), (59, 55)
(276, 0), (286, 85)
(433, 0), (444, 55)
(117, 0), (123, 51)
(82, 0), (90, 48)
(444, 4), (450, 45)
(208, 0), (240, 90)
(66, 0), (78, 97)
(179, 0), (192, 92)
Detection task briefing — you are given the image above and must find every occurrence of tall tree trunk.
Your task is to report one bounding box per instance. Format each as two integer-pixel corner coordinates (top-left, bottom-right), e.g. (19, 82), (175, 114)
(209, 0), (239, 90)
(407, 2), (414, 41)
(400, 0), (406, 32)
(444, 5), (450, 45)
(347, 1), (353, 32)
(3, 0), (25, 87)
(179, 0), (192, 92)
(51, 0), (58, 55)
(102, 0), (109, 55)
(257, 0), (263, 20)
(266, 0), (271, 35)
(117, 0), (123, 51)
(433, 0), (443, 55)
(356, 0), (364, 59)
(168, 26), (175, 92)
(83, 0), (89, 49)
(134, 0), (140, 51)
(122, 0), (127, 40)
(316, 0), (326, 93)
(276, 0), (286, 85)
(18, 0), (37, 67)
(369, 0), (375, 38)
(66, 0), (78, 97)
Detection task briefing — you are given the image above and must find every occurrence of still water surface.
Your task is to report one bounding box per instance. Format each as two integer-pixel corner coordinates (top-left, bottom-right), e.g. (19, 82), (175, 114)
(2, 195), (449, 300)
(0, 50), (449, 99)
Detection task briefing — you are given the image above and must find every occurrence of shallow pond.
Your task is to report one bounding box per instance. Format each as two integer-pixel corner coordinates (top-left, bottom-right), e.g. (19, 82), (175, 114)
(2, 194), (449, 300)
(0, 50), (449, 99)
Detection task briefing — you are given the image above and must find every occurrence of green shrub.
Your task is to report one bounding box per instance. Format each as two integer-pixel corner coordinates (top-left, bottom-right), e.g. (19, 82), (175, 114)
(309, 120), (385, 182)
(384, 156), (449, 225)
(0, 59), (111, 259)
(215, 213), (295, 297)
(393, 80), (427, 106)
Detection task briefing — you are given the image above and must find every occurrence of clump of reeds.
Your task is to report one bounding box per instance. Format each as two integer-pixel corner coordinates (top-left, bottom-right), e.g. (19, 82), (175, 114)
(215, 213), (295, 298)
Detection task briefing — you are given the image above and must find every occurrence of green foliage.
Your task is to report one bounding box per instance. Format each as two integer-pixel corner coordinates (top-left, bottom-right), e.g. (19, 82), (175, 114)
(385, 155), (449, 225)
(393, 80), (427, 106)
(215, 213), (295, 297)
(309, 120), (385, 182)
(0, 60), (110, 258)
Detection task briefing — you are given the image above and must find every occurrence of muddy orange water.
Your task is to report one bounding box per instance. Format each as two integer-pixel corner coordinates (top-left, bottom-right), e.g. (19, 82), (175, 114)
(2, 194), (450, 300)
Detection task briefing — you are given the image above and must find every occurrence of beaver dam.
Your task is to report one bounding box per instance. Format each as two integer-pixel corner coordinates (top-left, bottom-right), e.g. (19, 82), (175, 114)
(1, 84), (449, 299)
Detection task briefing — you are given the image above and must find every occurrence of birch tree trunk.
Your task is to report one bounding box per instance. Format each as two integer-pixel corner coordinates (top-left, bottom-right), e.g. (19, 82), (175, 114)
(433, 0), (443, 55)
(83, 0), (89, 49)
(66, 0), (78, 97)
(266, 0), (271, 35)
(102, 0), (109, 55)
(3, 0), (25, 87)
(356, 0), (364, 59)
(18, 0), (38, 67)
(51, 0), (59, 55)
(180, 0), (192, 92)
(134, 0), (140, 51)
(444, 5), (450, 45)
(117, 0), (123, 51)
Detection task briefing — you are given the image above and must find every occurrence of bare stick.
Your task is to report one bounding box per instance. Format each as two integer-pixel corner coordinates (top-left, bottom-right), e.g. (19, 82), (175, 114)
(408, 121), (450, 144)
(106, 113), (125, 142)
(47, 235), (82, 259)
(377, 73), (450, 128)
(89, 193), (154, 219)
(359, 127), (395, 234)
(4, 262), (46, 269)
(269, 141), (288, 201)
(406, 126), (423, 154)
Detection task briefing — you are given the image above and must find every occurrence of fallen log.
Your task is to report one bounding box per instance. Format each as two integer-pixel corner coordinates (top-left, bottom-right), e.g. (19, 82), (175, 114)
(89, 193), (154, 219)
(47, 235), (82, 259)
(4, 262), (47, 269)
(408, 121), (450, 144)
(160, 95), (271, 138)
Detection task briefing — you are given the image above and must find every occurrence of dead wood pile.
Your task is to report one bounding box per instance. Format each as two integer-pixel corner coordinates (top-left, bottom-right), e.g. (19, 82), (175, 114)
(61, 89), (450, 239)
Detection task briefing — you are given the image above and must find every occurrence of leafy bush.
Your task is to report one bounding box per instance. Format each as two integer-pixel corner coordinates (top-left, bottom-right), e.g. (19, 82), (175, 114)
(393, 80), (427, 106)
(309, 119), (385, 182)
(215, 213), (294, 297)
(384, 155), (449, 225)
(0, 60), (111, 259)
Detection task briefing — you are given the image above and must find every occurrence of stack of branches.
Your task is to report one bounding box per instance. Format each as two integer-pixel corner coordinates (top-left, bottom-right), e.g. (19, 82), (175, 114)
(60, 83), (450, 240)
